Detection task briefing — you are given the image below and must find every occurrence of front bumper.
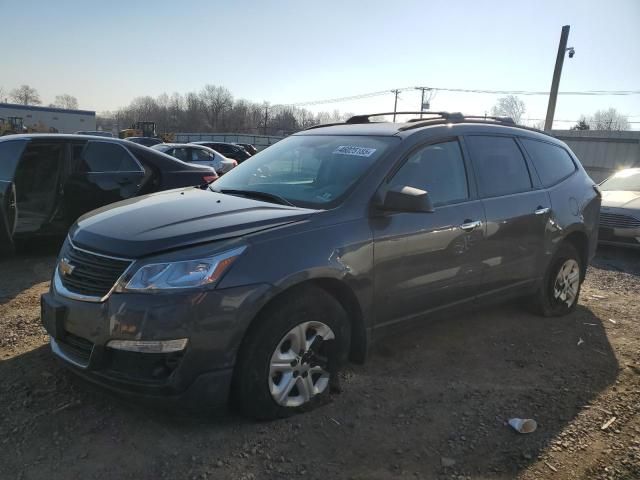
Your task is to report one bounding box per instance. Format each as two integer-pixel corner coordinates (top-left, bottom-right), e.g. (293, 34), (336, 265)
(41, 281), (272, 407)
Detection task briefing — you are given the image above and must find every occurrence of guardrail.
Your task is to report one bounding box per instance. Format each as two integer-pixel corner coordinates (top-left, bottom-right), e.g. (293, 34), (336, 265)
(175, 133), (284, 150)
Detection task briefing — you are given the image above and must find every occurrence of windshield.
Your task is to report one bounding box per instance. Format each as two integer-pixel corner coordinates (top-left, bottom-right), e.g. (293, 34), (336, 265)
(212, 135), (397, 208)
(600, 169), (640, 191)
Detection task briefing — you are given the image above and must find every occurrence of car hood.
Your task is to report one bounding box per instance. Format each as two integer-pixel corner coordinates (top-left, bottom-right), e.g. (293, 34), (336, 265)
(601, 190), (640, 210)
(70, 187), (317, 258)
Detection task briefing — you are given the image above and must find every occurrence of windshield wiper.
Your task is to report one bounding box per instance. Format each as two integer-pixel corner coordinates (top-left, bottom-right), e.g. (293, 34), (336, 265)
(212, 188), (296, 207)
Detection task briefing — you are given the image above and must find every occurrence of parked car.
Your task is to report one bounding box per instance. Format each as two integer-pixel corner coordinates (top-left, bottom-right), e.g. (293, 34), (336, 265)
(598, 167), (640, 248)
(235, 143), (258, 155)
(191, 141), (251, 163)
(125, 136), (163, 147)
(0, 134), (217, 254)
(74, 130), (113, 138)
(153, 143), (237, 175)
(41, 113), (600, 419)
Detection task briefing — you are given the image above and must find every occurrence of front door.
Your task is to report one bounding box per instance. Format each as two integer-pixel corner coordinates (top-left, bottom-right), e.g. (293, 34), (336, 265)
(372, 139), (487, 328)
(464, 135), (551, 296)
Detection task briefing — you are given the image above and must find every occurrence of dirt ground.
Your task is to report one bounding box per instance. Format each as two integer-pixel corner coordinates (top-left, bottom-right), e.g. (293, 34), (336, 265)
(1, 243), (638, 480)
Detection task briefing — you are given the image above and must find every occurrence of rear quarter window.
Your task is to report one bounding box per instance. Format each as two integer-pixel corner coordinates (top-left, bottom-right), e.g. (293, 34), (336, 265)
(520, 138), (576, 187)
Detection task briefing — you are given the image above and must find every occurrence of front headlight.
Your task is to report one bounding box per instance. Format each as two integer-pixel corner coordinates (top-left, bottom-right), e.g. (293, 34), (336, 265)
(123, 247), (246, 292)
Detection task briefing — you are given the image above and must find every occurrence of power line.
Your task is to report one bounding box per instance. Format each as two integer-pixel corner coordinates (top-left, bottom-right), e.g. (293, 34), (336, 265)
(525, 118), (640, 124)
(284, 86), (640, 107)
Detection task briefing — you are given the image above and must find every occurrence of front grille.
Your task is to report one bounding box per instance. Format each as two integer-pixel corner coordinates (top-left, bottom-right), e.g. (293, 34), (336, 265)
(599, 212), (640, 229)
(59, 243), (131, 298)
(58, 333), (94, 365)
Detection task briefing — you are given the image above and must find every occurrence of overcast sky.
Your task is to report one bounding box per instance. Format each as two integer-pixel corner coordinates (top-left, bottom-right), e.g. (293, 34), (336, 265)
(2, 0), (639, 128)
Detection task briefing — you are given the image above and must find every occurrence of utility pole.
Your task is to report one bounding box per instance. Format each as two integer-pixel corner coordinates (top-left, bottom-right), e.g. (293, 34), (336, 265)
(415, 87), (431, 118)
(544, 25), (570, 132)
(391, 90), (400, 122)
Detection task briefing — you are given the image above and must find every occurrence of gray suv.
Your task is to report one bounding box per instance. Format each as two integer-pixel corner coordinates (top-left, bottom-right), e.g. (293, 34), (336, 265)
(41, 112), (601, 419)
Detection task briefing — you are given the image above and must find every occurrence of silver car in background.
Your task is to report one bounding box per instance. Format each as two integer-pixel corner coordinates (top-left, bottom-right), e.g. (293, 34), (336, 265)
(152, 143), (237, 175)
(598, 168), (640, 248)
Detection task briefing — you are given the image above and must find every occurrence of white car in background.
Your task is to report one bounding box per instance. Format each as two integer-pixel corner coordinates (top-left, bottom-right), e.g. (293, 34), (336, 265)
(598, 168), (640, 249)
(152, 143), (237, 175)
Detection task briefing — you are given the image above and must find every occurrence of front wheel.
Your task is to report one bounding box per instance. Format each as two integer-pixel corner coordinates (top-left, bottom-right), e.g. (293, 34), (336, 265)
(232, 286), (350, 419)
(530, 243), (583, 317)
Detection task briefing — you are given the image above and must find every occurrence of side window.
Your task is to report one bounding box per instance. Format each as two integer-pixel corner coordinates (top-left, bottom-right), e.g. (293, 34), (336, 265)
(171, 148), (189, 162)
(520, 138), (576, 187)
(0, 140), (28, 180)
(14, 142), (64, 195)
(79, 142), (142, 173)
(466, 136), (532, 197)
(390, 140), (469, 207)
(192, 148), (212, 162)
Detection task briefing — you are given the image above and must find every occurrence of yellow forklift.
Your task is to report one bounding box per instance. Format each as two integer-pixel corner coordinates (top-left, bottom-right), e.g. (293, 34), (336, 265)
(0, 117), (25, 136)
(118, 121), (157, 139)
(119, 121), (174, 142)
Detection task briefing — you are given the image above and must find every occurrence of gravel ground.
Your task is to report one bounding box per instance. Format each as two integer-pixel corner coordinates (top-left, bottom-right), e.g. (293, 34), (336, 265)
(0, 244), (638, 480)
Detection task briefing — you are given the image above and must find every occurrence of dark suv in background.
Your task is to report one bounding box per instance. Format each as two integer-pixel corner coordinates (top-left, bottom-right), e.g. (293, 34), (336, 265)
(0, 134), (217, 253)
(41, 113), (600, 419)
(191, 141), (252, 163)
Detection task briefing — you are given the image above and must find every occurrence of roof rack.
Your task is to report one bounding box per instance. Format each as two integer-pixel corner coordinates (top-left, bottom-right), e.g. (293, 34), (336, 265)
(398, 114), (517, 131)
(302, 111), (551, 137)
(345, 111), (463, 124)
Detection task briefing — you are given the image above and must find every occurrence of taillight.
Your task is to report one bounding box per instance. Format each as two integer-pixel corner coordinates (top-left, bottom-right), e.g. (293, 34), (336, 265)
(203, 175), (218, 183)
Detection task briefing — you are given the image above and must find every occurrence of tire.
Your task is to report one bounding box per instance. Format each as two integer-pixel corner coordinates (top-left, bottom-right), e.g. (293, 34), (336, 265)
(232, 285), (351, 420)
(529, 242), (583, 317)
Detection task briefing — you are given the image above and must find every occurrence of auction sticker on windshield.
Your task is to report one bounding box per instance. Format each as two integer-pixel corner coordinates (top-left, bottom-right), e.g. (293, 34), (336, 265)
(333, 145), (377, 157)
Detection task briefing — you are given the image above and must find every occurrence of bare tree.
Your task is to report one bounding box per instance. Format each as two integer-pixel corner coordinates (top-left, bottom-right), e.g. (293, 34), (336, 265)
(571, 117), (590, 130)
(0, 86), (6, 103)
(10, 85), (42, 105)
(105, 84), (349, 136)
(490, 95), (526, 124)
(51, 94), (79, 110)
(200, 85), (233, 131)
(589, 108), (629, 131)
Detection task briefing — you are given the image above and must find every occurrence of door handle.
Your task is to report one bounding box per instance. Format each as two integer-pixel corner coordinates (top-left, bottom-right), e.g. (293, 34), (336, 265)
(459, 220), (482, 232)
(535, 207), (550, 215)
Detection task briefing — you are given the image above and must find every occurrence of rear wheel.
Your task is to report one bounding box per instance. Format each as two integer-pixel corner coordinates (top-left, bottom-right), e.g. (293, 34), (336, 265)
(530, 243), (582, 316)
(232, 286), (350, 419)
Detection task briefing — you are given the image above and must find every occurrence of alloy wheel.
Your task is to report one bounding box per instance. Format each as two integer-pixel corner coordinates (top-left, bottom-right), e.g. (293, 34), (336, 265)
(268, 321), (335, 407)
(553, 259), (580, 307)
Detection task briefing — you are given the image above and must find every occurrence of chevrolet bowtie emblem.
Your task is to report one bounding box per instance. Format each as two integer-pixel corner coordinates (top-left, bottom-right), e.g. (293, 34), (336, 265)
(59, 258), (76, 276)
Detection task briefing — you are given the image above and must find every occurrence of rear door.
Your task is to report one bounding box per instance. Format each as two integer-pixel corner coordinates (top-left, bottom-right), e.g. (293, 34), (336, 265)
(12, 139), (66, 235)
(464, 135), (551, 296)
(372, 138), (487, 327)
(64, 140), (145, 221)
(0, 139), (28, 252)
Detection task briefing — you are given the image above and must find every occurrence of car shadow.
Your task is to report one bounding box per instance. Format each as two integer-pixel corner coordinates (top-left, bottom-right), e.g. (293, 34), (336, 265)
(0, 238), (61, 305)
(0, 301), (619, 479)
(592, 244), (640, 275)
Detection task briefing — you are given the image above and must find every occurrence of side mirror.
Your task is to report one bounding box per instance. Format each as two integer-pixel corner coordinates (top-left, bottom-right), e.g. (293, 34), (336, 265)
(380, 185), (434, 213)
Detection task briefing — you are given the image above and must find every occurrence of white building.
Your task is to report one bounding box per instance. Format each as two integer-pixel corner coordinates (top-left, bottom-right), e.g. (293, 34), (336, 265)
(0, 102), (96, 134)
